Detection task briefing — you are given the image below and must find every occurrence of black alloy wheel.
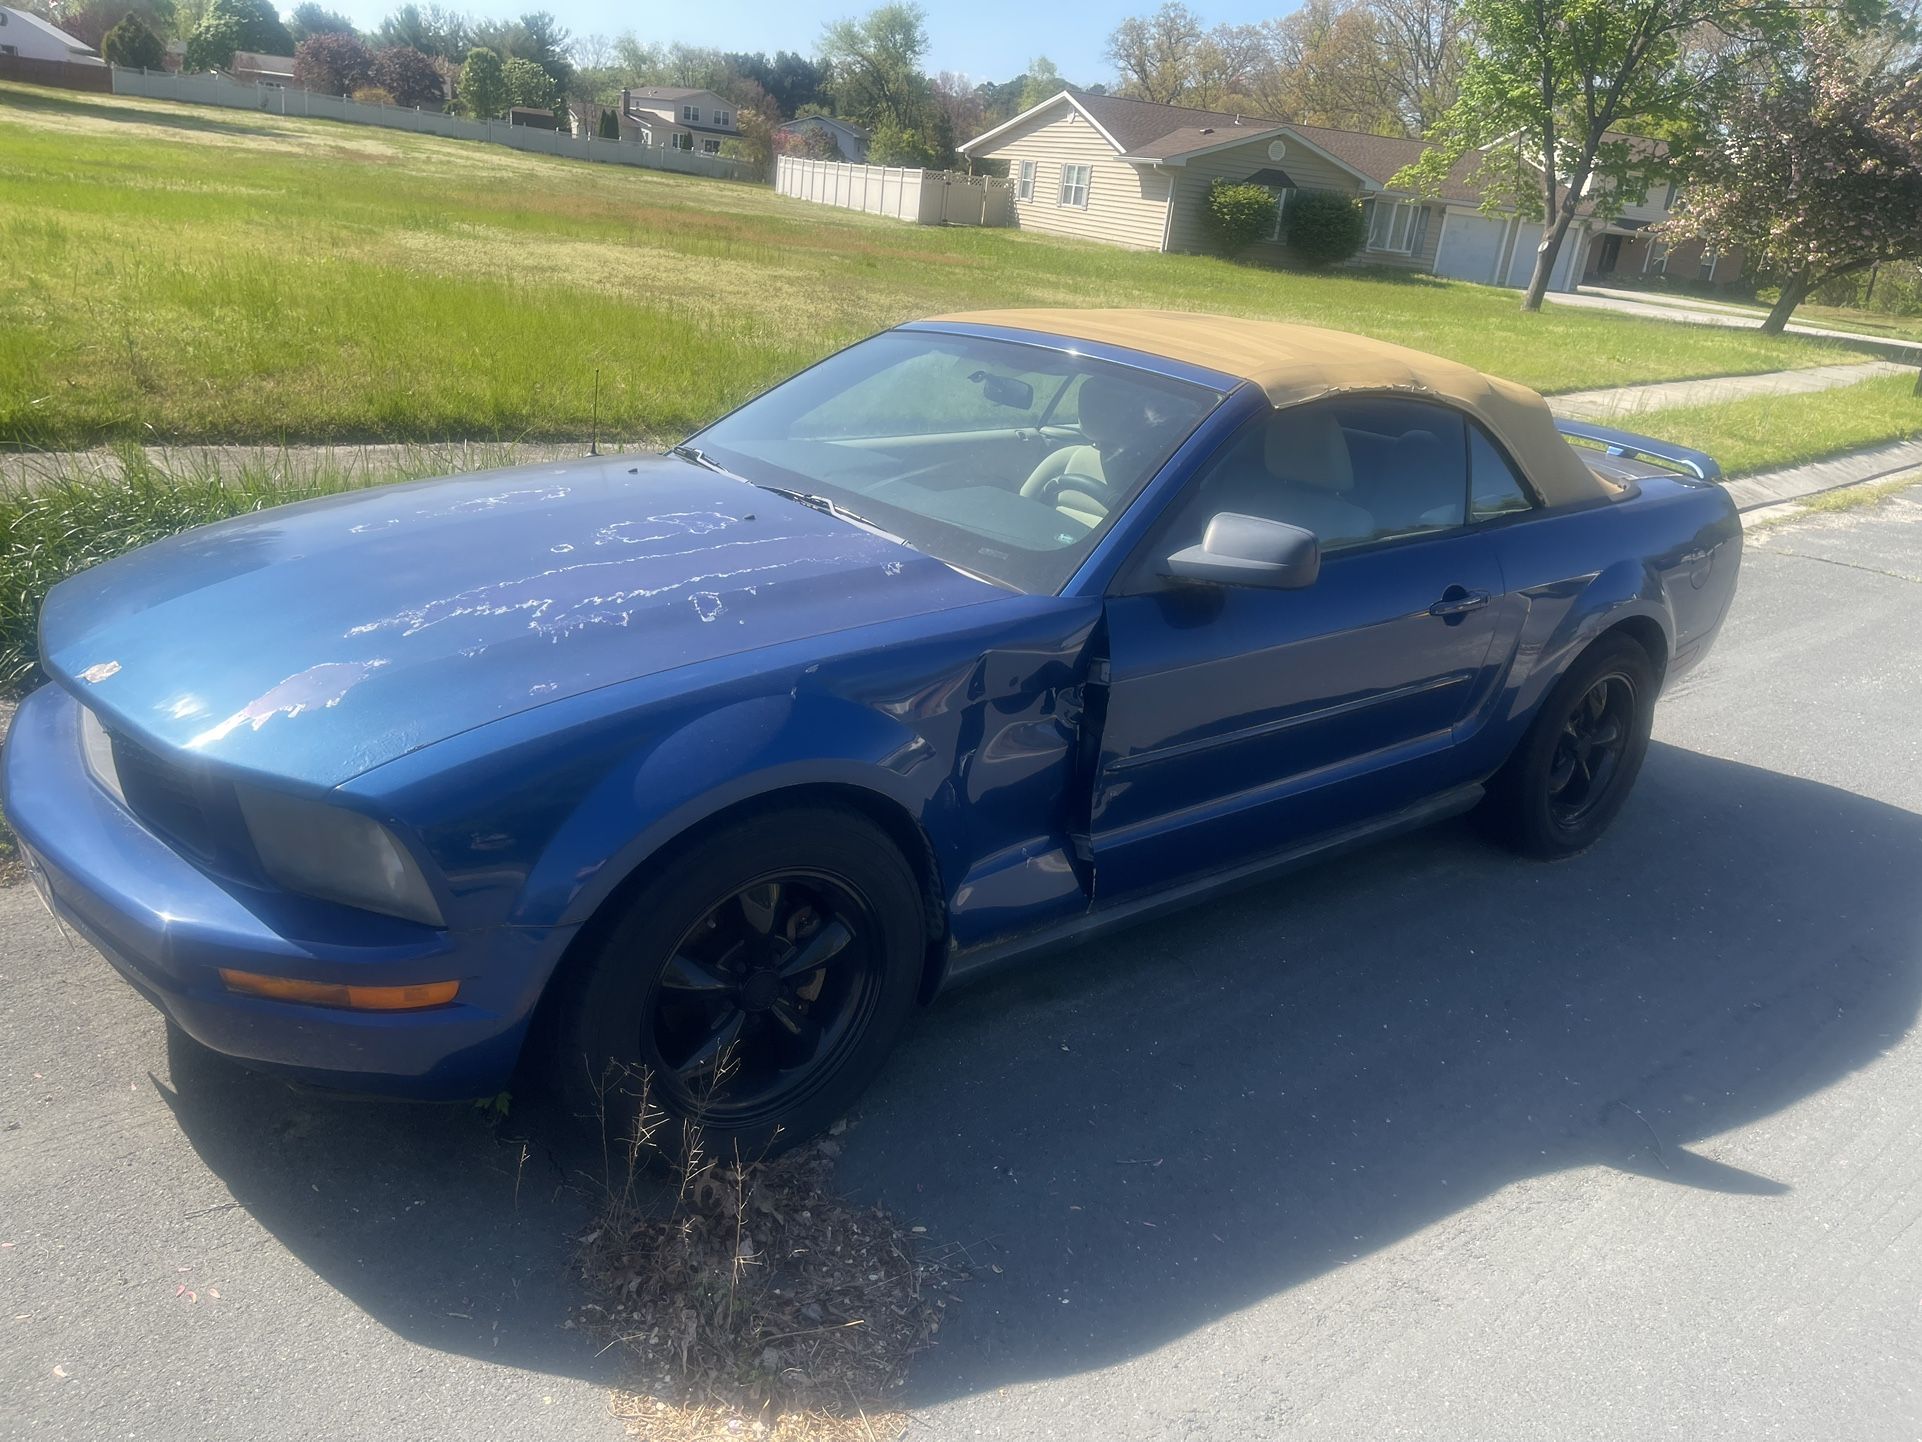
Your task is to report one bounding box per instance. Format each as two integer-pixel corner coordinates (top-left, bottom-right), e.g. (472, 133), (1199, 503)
(645, 871), (882, 1125)
(1546, 673), (1637, 830)
(1483, 632), (1657, 859)
(552, 805), (925, 1153)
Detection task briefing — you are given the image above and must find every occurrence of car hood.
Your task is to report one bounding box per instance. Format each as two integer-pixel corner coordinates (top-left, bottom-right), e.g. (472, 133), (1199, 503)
(40, 455), (1003, 788)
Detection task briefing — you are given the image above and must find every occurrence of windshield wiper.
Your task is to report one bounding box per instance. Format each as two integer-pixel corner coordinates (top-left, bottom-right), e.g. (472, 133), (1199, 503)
(668, 442), (740, 479)
(752, 484), (906, 544)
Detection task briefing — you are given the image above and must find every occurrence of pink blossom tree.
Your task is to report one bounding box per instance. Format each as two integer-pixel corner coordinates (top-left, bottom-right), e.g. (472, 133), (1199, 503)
(1667, 23), (1922, 333)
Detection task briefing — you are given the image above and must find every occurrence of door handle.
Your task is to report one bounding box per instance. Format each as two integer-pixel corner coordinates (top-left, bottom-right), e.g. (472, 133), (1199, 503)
(1429, 588), (1491, 618)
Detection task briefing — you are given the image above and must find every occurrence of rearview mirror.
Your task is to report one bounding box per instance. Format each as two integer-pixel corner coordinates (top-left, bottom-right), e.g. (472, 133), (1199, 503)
(968, 370), (1035, 411)
(1162, 513), (1320, 589)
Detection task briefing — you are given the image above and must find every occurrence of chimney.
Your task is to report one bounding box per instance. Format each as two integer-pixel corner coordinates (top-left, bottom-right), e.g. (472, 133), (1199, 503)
(619, 87), (630, 119)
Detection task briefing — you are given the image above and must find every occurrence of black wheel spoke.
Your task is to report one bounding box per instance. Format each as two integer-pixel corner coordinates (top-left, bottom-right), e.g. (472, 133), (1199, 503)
(674, 1009), (745, 1080)
(739, 881), (784, 935)
(1547, 672), (1637, 829)
(662, 952), (735, 996)
(779, 918), (853, 979)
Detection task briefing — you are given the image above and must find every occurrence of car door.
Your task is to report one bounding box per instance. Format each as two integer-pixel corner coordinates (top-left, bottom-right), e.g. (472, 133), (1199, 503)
(1086, 395), (1516, 900)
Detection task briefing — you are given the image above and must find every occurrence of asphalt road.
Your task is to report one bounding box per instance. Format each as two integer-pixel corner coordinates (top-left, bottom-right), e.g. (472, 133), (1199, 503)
(5, 486), (1921, 1441)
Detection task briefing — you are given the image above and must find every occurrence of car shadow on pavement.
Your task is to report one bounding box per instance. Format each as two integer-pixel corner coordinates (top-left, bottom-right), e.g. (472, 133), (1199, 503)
(151, 742), (1922, 1403)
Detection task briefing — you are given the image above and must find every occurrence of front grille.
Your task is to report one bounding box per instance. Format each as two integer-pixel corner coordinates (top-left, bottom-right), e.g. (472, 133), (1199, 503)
(110, 733), (221, 864)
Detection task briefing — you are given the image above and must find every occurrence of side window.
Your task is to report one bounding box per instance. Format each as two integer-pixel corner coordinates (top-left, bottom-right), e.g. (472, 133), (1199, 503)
(1124, 396), (1468, 589)
(1468, 424), (1536, 520)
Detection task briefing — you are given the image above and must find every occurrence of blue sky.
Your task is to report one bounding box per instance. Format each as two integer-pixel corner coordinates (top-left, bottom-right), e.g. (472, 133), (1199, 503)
(325, 0), (1290, 88)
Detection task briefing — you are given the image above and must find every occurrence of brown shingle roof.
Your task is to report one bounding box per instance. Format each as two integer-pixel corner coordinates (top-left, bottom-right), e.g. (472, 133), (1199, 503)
(1069, 89), (1287, 153)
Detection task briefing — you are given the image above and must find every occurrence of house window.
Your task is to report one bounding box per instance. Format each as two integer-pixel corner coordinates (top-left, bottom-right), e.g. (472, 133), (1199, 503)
(713, 110), (731, 128)
(671, 132), (692, 151)
(1698, 246), (1719, 281)
(681, 104), (700, 123)
(701, 137), (721, 155)
(1017, 159), (1036, 201)
(1663, 181), (1679, 211)
(1366, 199), (1422, 254)
(1058, 163), (1091, 209)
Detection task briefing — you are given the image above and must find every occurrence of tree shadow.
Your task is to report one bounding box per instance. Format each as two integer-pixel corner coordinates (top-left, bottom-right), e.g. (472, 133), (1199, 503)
(151, 743), (1922, 1402)
(1, 84), (284, 140)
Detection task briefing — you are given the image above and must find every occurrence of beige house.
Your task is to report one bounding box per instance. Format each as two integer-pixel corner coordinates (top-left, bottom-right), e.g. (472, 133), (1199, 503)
(961, 90), (1722, 294)
(228, 50), (295, 86)
(615, 86), (740, 155)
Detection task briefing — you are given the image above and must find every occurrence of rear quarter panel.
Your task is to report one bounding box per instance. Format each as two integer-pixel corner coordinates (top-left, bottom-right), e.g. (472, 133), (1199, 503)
(1459, 474), (1741, 776)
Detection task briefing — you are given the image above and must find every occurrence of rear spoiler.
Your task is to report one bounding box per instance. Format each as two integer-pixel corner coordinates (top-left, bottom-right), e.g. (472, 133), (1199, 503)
(1554, 418), (1723, 482)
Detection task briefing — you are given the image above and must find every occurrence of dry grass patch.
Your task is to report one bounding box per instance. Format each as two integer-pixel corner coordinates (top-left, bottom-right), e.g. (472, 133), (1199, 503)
(578, 1074), (966, 1442)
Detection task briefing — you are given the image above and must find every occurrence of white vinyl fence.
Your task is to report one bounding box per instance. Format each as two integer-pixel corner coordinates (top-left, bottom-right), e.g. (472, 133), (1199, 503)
(111, 68), (762, 182)
(775, 155), (1011, 227)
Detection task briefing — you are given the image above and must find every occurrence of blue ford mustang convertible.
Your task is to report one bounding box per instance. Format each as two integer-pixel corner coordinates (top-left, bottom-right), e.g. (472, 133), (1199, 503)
(5, 310), (1742, 1146)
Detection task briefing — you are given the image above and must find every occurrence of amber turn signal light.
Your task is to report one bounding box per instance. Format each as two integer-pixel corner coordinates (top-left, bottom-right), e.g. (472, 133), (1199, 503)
(218, 969), (459, 1011)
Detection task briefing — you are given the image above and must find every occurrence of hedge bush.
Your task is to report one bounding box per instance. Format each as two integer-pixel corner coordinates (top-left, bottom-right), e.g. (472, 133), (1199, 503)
(1203, 179), (1279, 257)
(1285, 189), (1368, 267)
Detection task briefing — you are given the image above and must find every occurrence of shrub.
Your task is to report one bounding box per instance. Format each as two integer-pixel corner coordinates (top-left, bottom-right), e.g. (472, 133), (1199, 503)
(370, 44), (443, 108)
(1203, 180), (1280, 258)
(351, 85), (396, 106)
(867, 118), (937, 168)
(101, 12), (167, 69)
(293, 31), (374, 96)
(1285, 189), (1368, 267)
(597, 105), (619, 139)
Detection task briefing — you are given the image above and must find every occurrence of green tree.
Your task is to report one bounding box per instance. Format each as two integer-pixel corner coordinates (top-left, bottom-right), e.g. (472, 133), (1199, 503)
(820, 3), (931, 130)
(597, 105), (620, 138)
(376, 2), (469, 60)
(501, 54), (556, 108)
(288, 1), (356, 43)
(1668, 21), (1922, 332)
(183, 0), (293, 70)
(101, 11), (168, 67)
(1395, 0), (1857, 312)
(1105, 1), (1204, 103)
(866, 115), (938, 165)
(1018, 55), (1064, 110)
(455, 45), (508, 118)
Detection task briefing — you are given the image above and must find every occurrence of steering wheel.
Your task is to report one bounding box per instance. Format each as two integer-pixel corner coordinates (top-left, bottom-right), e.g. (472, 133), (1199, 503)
(1030, 470), (1114, 512)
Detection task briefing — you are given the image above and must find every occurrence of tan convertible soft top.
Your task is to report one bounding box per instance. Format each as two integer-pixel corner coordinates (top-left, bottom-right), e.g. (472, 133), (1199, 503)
(932, 308), (1615, 506)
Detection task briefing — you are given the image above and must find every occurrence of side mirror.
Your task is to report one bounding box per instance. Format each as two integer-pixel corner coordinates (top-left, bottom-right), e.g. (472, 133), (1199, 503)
(1161, 513), (1320, 589)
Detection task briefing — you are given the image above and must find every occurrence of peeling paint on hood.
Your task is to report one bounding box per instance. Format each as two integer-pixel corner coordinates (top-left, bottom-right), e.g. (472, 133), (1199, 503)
(38, 456), (1003, 787)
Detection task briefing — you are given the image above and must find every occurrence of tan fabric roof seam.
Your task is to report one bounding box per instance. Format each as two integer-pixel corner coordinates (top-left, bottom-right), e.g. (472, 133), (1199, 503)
(930, 308), (1617, 506)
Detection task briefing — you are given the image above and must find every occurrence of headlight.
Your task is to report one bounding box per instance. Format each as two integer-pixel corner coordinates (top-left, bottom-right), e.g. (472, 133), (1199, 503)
(235, 785), (444, 926)
(79, 707), (127, 808)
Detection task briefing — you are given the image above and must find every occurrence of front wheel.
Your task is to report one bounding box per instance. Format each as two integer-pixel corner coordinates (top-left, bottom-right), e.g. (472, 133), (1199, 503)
(1482, 633), (1657, 859)
(552, 805), (925, 1156)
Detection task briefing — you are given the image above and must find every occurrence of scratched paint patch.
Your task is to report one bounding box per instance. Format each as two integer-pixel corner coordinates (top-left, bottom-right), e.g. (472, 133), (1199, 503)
(689, 591), (725, 622)
(78, 661), (121, 684)
(188, 660), (390, 749)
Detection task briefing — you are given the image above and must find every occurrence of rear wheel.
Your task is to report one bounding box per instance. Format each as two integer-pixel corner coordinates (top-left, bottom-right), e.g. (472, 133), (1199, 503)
(554, 805), (924, 1155)
(1483, 633), (1657, 859)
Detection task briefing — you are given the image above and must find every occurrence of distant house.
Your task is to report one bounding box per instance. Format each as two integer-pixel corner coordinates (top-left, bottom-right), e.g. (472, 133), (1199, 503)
(228, 50), (294, 86)
(508, 106), (559, 129)
(0, 6), (104, 65)
(775, 114), (870, 162)
(614, 86), (740, 154)
(961, 89), (1733, 294)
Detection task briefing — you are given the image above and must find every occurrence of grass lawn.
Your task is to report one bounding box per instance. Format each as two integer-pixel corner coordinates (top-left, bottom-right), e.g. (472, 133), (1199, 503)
(1633, 373), (1922, 477)
(0, 80), (1868, 449)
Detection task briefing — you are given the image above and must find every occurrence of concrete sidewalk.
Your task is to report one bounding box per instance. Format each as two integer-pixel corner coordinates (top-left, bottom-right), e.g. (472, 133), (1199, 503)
(1547, 288), (1922, 362)
(1549, 361), (1912, 421)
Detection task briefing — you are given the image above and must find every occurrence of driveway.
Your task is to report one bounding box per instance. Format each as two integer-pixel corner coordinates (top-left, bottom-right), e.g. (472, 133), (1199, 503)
(5, 486), (1922, 1440)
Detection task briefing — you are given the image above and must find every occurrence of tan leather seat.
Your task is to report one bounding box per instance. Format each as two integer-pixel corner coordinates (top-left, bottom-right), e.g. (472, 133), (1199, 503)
(1227, 407), (1374, 546)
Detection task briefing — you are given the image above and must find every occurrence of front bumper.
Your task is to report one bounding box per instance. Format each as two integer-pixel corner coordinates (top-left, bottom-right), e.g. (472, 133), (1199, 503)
(2, 683), (574, 1098)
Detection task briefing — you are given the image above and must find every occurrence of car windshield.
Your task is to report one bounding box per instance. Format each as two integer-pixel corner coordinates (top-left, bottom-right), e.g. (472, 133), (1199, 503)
(687, 329), (1224, 594)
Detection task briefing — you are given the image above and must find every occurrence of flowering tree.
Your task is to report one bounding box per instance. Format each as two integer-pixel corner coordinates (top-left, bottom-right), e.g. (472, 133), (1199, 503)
(1666, 24), (1922, 332)
(293, 32), (374, 95)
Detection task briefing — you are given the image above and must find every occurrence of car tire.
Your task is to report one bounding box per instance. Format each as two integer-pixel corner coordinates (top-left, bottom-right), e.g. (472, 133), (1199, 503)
(1482, 632), (1657, 859)
(551, 804), (925, 1158)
